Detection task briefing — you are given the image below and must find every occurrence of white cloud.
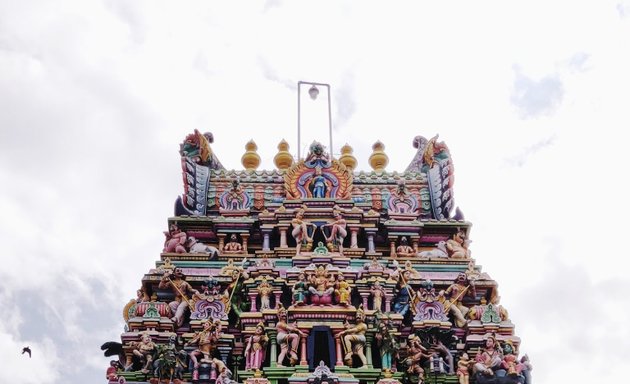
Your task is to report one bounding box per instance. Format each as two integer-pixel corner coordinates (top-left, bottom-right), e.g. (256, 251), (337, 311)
(1, 1), (629, 383)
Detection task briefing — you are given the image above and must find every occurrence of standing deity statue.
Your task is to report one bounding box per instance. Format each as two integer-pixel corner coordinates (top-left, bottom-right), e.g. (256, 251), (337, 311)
(244, 322), (268, 371)
(370, 280), (387, 312)
(457, 353), (472, 384)
(291, 208), (316, 255)
(276, 304), (305, 366)
(310, 167), (328, 198)
(375, 316), (399, 372)
(321, 211), (347, 254)
(337, 305), (368, 368)
(404, 334), (429, 384)
(257, 277), (273, 310)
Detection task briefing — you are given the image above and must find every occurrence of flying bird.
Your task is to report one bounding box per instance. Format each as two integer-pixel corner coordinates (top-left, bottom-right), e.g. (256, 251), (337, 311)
(22, 346), (31, 358)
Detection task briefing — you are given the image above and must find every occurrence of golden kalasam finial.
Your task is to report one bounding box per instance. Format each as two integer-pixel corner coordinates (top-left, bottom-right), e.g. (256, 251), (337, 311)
(338, 143), (357, 171)
(274, 139), (294, 171)
(368, 141), (388, 173)
(241, 140), (261, 171)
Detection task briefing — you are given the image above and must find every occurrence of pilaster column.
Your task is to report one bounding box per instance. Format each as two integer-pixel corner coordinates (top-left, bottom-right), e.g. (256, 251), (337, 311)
(385, 294), (393, 313)
(360, 293), (369, 310)
(366, 229), (376, 253)
(412, 239), (419, 253)
(241, 234), (250, 253)
(279, 226), (288, 248)
(262, 230), (271, 251)
(249, 292), (258, 312)
(389, 240), (396, 257)
(218, 234), (227, 252)
(365, 333), (373, 368)
(273, 290), (282, 309)
(334, 332), (344, 366)
(349, 226), (360, 249)
(299, 331), (309, 366)
(268, 328), (278, 368)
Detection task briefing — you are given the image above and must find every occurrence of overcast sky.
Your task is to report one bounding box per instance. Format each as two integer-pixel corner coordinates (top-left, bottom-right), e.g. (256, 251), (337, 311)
(1, 1), (629, 383)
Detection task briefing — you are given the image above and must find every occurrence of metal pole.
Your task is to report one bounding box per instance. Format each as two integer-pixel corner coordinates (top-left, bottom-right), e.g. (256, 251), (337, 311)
(326, 84), (333, 156)
(297, 81), (332, 160)
(297, 81), (302, 160)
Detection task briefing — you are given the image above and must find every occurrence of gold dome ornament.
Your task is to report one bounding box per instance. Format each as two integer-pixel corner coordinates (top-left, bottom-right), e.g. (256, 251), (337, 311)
(368, 141), (388, 173)
(338, 143), (357, 171)
(273, 139), (294, 171)
(241, 140), (261, 171)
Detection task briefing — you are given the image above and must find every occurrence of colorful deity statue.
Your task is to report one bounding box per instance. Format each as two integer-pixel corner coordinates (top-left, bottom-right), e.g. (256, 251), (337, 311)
(291, 208), (316, 255)
(440, 272), (476, 328)
(457, 353), (472, 384)
(501, 340), (527, 378)
(291, 273), (308, 306)
(244, 322), (268, 371)
(335, 274), (352, 306)
(128, 332), (156, 373)
(396, 237), (415, 257)
(310, 167), (328, 198)
(163, 223), (187, 254)
(186, 320), (222, 371)
(223, 234), (244, 254)
(276, 304), (304, 366)
(305, 141), (331, 168)
(446, 229), (471, 259)
(307, 265), (335, 305)
(152, 334), (187, 383)
(257, 276), (273, 310)
(321, 210), (347, 254)
(375, 316), (399, 373)
(473, 335), (503, 378)
(404, 334), (429, 384)
(158, 267), (194, 328)
(370, 280), (386, 312)
(337, 305), (368, 368)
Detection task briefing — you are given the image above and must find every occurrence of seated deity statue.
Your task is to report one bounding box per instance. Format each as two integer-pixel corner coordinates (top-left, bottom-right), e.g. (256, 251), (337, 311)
(292, 273), (309, 306)
(128, 332), (157, 373)
(163, 223), (187, 253)
(307, 265), (335, 305)
(446, 229), (471, 259)
(223, 234), (243, 254)
(396, 237), (415, 256)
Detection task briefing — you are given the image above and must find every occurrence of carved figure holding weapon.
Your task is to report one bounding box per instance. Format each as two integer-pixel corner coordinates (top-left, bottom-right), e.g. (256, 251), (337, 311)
(159, 267), (195, 327)
(439, 272), (476, 327)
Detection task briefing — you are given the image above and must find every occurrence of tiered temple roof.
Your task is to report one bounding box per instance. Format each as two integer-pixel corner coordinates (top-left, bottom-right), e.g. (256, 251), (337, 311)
(102, 131), (531, 384)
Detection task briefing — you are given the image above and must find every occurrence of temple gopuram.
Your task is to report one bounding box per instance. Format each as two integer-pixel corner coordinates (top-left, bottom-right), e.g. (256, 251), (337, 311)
(102, 130), (532, 384)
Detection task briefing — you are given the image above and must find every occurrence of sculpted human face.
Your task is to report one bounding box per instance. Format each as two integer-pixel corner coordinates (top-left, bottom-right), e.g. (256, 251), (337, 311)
(486, 337), (495, 349)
